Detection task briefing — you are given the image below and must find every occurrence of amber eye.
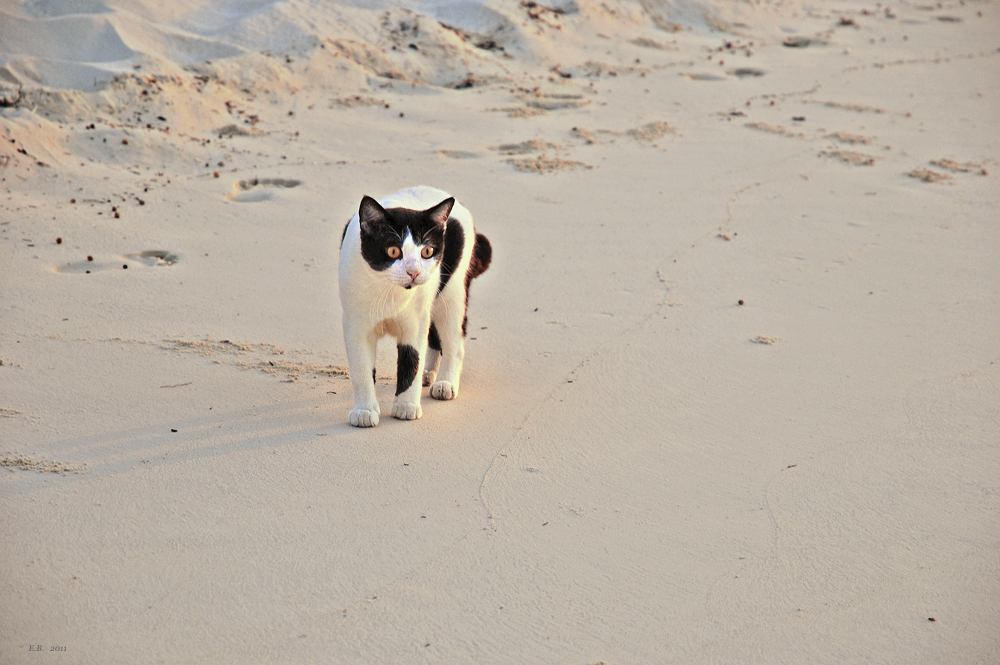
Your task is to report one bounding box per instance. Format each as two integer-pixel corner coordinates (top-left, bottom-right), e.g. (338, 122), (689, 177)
(387, 246), (401, 259)
(420, 246), (434, 259)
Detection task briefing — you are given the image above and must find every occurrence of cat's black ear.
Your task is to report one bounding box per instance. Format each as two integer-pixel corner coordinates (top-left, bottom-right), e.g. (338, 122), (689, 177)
(359, 195), (387, 235)
(426, 197), (455, 227)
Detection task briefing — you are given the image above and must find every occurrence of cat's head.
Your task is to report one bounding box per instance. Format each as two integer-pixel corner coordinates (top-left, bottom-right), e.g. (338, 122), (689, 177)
(358, 195), (454, 289)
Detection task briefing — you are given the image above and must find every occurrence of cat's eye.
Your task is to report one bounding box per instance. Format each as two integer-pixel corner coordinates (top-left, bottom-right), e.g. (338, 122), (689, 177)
(420, 246), (434, 259)
(386, 246), (401, 259)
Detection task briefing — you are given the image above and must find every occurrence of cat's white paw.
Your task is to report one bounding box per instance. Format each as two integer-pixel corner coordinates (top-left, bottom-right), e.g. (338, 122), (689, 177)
(430, 381), (458, 401)
(391, 401), (422, 420)
(349, 408), (379, 427)
(422, 370), (437, 387)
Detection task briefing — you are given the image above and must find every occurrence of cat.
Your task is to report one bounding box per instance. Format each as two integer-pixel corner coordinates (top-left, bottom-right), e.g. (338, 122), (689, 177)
(338, 186), (492, 427)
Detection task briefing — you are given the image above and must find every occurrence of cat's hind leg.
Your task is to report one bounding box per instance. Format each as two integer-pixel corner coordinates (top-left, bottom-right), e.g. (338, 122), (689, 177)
(429, 299), (465, 401)
(422, 322), (442, 386)
(345, 324), (380, 427)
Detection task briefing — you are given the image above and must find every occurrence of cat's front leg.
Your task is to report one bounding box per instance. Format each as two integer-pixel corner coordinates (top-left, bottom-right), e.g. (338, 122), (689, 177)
(345, 324), (380, 427)
(391, 318), (429, 420)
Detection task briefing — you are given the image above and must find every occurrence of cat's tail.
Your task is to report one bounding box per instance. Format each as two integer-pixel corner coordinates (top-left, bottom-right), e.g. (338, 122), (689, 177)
(469, 233), (492, 279)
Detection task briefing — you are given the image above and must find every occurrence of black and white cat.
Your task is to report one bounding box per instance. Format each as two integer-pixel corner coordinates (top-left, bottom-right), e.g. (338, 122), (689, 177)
(338, 186), (491, 427)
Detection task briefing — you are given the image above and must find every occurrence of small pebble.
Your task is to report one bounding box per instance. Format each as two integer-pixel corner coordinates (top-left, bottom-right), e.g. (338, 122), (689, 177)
(56, 237), (63, 244)
(122, 139), (129, 145)
(738, 299), (745, 306)
(123, 264), (128, 269)
(87, 255), (94, 262)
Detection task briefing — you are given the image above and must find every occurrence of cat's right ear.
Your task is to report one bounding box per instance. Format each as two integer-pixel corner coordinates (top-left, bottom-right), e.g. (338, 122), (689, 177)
(359, 196), (386, 235)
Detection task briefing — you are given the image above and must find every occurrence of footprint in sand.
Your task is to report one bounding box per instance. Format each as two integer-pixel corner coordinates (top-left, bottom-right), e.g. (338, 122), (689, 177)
(436, 150), (480, 159)
(126, 250), (180, 266)
(729, 67), (766, 78)
(55, 250), (179, 273)
(225, 177), (303, 202)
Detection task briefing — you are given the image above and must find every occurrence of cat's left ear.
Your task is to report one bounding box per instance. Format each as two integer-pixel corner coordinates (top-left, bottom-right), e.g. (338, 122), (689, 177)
(426, 197), (455, 227)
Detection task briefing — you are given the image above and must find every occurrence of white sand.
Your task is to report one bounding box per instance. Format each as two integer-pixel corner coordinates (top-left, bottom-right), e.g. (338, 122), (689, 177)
(2, 0), (998, 662)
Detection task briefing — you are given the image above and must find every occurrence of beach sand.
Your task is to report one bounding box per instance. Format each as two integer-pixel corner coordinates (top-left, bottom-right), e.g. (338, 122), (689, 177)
(2, 0), (998, 662)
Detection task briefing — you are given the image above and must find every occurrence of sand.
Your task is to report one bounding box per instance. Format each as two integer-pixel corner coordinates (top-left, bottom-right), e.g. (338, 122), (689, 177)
(2, 0), (998, 662)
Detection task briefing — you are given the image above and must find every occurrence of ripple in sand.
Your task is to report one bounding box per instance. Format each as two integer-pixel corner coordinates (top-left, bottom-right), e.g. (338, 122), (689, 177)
(907, 168), (953, 183)
(929, 158), (987, 175)
(507, 155), (593, 174)
(1, 455), (86, 474)
(216, 124), (266, 138)
(821, 149), (876, 166)
(225, 177), (302, 202)
(490, 139), (561, 155)
(746, 121), (807, 139)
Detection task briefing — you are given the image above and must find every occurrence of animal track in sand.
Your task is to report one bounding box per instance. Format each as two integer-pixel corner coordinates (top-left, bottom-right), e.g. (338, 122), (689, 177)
(225, 177), (302, 202)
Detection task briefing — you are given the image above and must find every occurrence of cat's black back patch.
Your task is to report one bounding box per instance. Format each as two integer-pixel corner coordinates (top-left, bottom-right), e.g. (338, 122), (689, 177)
(469, 233), (492, 280)
(437, 220), (465, 293)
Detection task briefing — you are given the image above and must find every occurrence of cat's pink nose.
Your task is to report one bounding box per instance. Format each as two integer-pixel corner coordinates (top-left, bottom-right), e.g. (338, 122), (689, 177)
(406, 269), (419, 279)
